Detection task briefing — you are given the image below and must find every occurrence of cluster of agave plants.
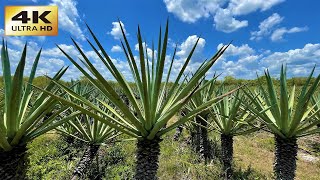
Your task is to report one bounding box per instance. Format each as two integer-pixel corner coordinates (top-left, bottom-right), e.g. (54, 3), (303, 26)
(0, 20), (319, 180)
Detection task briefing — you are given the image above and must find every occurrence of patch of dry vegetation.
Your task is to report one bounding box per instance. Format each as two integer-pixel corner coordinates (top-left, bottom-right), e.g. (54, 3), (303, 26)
(234, 132), (320, 180)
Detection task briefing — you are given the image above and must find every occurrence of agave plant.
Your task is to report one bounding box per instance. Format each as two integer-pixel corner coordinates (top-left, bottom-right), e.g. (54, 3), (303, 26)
(57, 81), (95, 143)
(0, 41), (74, 179)
(58, 112), (119, 179)
(183, 77), (218, 161)
(33, 21), (240, 179)
(57, 82), (119, 179)
(310, 93), (320, 128)
(209, 89), (260, 179)
(242, 65), (320, 180)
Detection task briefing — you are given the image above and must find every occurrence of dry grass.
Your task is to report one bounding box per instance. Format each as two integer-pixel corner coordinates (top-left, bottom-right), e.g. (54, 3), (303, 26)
(26, 123), (320, 179)
(234, 132), (320, 180)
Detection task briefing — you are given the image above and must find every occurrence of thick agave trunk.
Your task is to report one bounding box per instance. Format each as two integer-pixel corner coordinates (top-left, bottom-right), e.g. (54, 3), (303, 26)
(221, 134), (233, 179)
(65, 136), (75, 144)
(274, 135), (298, 180)
(0, 145), (28, 180)
(61, 136), (76, 161)
(173, 125), (183, 141)
(198, 116), (209, 161)
(192, 116), (209, 161)
(193, 126), (201, 153)
(135, 138), (162, 180)
(71, 145), (100, 180)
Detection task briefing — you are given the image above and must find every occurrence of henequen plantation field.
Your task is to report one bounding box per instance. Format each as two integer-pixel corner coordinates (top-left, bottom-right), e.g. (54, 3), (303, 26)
(0, 21), (319, 180)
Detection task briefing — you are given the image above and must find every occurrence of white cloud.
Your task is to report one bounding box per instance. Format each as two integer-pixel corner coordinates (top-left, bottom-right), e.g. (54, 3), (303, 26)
(250, 13), (283, 40)
(163, 0), (224, 23)
(50, 0), (85, 40)
(214, 8), (248, 33)
(261, 43), (320, 66)
(163, 0), (284, 33)
(42, 44), (79, 58)
(1, 23), (318, 82)
(250, 13), (308, 42)
(108, 21), (128, 40)
(111, 45), (122, 52)
(161, 35), (206, 78)
(217, 43), (255, 57)
(0, 29), (26, 48)
(0, 43), (68, 78)
(134, 42), (157, 59)
(176, 35), (205, 60)
(212, 43), (260, 78)
(211, 43), (320, 79)
(270, 26), (308, 42)
(48, 58), (65, 66)
(227, 0), (285, 15)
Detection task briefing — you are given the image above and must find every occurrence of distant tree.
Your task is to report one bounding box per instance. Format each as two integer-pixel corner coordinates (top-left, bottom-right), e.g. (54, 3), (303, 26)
(223, 76), (237, 85)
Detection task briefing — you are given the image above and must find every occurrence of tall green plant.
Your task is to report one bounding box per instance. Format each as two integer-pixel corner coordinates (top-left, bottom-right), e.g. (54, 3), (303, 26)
(243, 65), (320, 180)
(33, 21), (239, 179)
(209, 89), (259, 179)
(57, 82), (119, 179)
(184, 77), (218, 161)
(310, 93), (320, 128)
(0, 41), (71, 179)
(58, 112), (119, 180)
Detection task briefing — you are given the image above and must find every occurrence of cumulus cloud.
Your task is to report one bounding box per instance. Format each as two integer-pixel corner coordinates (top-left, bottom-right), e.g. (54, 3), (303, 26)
(214, 8), (248, 33)
(217, 43), (255, 57)
(270, 27), (309, 42)
(111, 45), (122, 52)
(227, 0), (285, 15)
(134, 42), (157, 59)
(42, 44), (79, 57)
(176, 35), (206, 60)
(157, 35), (206, 78)
(250, 13), (308, 42)
(163, 0), (284, 32)
(108, 21), (128, 39)
(211, 43), (320, 79)
(50, 0), (85, 40)
(1, 29), (318, 81)
(250, 13), (283, 40)
(0, 43), (69, 78)
(0, 29), (26, 48)
(163, 0), (224, 23)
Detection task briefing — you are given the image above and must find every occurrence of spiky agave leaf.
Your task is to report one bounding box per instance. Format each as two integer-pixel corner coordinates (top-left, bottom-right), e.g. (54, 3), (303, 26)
(242, 65), (320, 138)
(33, 20), (237, 140)
(31, 21), (243, 179)
(56, 82), (120, 145)
(243, 65), (320, 180)
(0, 41), (69, 151)
(182, 75), (220, 160)
(310, 93), (320, 128)
(184, 75), (219, 118)
(208, 87), (261, 179)
(0, 41), (72, 179)
(209, 88), (260, 136)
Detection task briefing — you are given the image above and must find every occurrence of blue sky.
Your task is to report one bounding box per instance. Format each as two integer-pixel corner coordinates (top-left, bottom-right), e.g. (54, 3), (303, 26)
(0, 0), (319, 80)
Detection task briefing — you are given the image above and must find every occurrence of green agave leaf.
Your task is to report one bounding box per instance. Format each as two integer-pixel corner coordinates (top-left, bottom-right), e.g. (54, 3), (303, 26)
(51, 21), (232, 141)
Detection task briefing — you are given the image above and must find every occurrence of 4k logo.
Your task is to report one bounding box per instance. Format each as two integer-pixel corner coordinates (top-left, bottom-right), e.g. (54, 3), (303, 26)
(5, 6), (58, 36)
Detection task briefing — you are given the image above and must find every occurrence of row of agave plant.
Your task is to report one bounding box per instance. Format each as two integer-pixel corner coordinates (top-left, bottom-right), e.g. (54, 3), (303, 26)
(0, 20), (319, 180)
(175, 67), (320, 179)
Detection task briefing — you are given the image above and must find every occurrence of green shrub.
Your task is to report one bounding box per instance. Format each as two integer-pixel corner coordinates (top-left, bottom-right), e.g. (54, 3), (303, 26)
(27, 134), (76, 179)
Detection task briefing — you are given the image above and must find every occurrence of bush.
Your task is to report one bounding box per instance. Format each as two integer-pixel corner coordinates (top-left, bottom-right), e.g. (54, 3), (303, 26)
(27, 134), (76, 179)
